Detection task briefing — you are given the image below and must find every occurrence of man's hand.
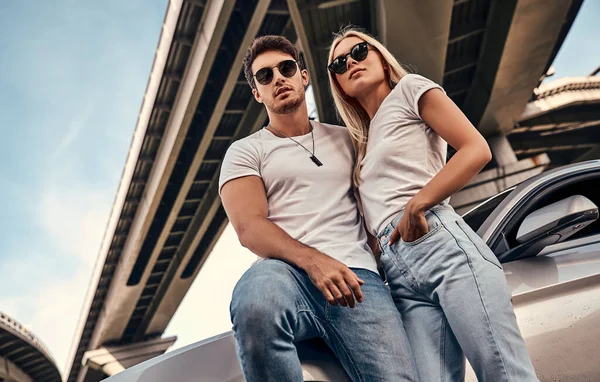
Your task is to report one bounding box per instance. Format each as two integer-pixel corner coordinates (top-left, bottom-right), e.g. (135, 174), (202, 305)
(301, 253), (365, 308)
(222, 176), (365, 307)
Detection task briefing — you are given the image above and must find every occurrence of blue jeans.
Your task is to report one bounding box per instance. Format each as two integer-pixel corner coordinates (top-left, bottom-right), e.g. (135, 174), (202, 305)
(378, 204), (539, 382)
(230, 259), (418, 381)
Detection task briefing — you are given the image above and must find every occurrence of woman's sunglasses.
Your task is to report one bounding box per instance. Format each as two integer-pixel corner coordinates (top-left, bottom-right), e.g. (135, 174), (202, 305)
(253, 59), (298, 86)
(328, 42), (370, 75)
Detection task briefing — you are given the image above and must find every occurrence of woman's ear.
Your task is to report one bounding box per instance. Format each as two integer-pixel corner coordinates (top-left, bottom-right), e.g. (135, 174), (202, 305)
(379, 53), (389, 71)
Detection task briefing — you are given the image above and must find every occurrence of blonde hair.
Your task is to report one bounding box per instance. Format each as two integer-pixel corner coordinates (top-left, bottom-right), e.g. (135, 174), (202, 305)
(327, 27), (409, 187)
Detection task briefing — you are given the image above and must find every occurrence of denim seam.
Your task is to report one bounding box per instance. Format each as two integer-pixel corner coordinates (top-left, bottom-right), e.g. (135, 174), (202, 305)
(385, 246), (421, 292)
(440, 314), (446, 382)
(432, 210), (510, 382)
(455, 220), (502, 270)
(232, 328), (250, 379)
(297, 309), (325, 342)
(323, 321), (364, 382)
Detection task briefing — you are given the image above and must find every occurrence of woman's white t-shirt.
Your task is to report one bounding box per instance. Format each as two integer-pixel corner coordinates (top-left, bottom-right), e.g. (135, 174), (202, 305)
(359, 74), (450, 236)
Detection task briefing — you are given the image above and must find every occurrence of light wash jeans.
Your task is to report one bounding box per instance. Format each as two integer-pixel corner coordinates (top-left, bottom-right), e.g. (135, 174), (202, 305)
(230, 259), (418, 382)
(378, 204), (539, 382)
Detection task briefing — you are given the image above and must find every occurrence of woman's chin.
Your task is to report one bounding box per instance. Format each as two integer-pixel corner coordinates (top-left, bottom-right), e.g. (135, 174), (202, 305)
(345, 81), (375, 99)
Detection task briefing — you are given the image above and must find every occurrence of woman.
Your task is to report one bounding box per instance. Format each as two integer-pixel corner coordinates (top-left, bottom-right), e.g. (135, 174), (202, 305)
(327, 28), (539, 382)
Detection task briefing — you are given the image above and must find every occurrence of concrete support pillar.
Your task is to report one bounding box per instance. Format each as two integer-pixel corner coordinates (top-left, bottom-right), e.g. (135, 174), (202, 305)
(488, 134), (518, 167)
(81, 336), (176, 380)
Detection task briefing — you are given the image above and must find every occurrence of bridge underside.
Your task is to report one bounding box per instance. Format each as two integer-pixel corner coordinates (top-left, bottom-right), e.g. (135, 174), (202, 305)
(0, 312), (62, 382)
(453, 75), (600, 213)
(511, 77), (600, 169)
(67, 0), (585, 380)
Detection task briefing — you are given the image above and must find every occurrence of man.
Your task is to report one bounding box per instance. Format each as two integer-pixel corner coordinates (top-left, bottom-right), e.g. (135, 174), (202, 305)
(218, 35), (417, 382)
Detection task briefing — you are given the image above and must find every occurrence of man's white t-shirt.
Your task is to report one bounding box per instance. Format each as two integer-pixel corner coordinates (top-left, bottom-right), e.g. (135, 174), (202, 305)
(359, 74), (450, 236)
(219, 120), (378, 274)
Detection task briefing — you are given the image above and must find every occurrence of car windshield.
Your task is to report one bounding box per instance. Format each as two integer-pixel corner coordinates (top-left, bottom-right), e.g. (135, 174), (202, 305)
(462, 188), (514, 232)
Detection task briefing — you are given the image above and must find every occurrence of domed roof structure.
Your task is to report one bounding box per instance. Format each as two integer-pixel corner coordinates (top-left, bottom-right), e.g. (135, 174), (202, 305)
(0, 311), (62, 382)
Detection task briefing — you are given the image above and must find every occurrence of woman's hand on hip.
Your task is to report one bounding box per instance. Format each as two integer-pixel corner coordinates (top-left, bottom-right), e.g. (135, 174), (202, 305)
(389, 199), (429, 245)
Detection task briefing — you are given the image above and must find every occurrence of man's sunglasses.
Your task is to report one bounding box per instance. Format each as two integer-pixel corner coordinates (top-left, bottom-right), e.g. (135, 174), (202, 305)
(328, 42), (370, 75)
(253, 59), (298, 86)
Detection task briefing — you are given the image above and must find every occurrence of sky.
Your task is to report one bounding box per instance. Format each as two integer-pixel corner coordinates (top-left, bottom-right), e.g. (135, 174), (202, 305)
(545, 0), (600, 81)
(0, 0), (598, 378)
(0, 0), (167, 374)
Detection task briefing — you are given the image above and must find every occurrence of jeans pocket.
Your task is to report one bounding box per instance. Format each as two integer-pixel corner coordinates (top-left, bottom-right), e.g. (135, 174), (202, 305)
(399, 210), (443, 247)
(400, 224), (443, 246)
(455, 219), (502, 270)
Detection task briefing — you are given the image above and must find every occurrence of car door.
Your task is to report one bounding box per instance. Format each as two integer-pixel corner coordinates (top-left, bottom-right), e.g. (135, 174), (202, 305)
(472, 165), (600, 381)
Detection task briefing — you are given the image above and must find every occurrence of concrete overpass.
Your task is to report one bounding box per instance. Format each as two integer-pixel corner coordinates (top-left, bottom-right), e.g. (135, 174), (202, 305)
(452, 71), (600, 214)
(510, 74), (600, 167)
(0, 311), (62, 382)
(66, 0), (583, 380)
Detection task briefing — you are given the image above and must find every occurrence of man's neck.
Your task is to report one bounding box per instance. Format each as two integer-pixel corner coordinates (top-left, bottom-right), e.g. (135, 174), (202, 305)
(267, 104), (311, 137)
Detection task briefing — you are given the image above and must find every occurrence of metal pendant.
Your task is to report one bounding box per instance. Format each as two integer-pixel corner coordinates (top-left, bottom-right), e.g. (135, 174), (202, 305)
(310, 155), (323, 167)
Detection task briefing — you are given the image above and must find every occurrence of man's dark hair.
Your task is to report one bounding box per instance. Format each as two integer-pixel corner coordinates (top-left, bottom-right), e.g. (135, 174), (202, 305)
(243, 35), (305, 89)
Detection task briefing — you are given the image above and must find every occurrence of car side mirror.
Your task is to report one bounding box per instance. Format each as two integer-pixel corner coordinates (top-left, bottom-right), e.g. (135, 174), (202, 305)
(516, 195), (598, 243)
(498, 195), (599, 263)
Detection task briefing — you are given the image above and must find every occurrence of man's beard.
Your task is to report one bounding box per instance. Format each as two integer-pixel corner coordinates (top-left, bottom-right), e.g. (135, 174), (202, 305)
(267, 89), (304, 115)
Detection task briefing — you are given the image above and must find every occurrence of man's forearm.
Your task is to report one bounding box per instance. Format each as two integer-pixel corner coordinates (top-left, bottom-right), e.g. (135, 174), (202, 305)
(236, 215), (365, 308)
(238, 216), (322, 270)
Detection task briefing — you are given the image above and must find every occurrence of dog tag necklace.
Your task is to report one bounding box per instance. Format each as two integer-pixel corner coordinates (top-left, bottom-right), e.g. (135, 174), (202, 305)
(267, 123), (323, 167)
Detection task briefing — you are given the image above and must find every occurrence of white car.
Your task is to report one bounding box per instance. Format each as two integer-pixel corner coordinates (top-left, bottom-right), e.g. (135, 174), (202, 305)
(104, 160), (600, 381)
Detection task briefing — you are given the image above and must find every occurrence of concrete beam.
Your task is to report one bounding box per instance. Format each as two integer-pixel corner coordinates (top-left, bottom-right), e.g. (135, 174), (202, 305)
(514, 143), (596, 156)
(520, 76), (600, 124)
(376, 0), (453, 83)
(146, 102), (267, 335)
(286, 0), (327, 121)
(145, 19), (299, 336)
(317, 0), (360, 9)
(64, 1), (192, 373)
(82, 337), (176, 377)
(510, 121), (600, 153)
(130, 0), (272, 339)
(476, 0), (575, 136)
(287, 0), (374, 123)
(84, 0), (236, 355)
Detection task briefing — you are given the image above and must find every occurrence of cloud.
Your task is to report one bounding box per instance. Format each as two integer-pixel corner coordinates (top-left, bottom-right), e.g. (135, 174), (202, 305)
(36, 180), (114, 371)
(27, 263), (94, 372)
(51, 102), (95, 160)
(38, 181), (112, 264)
(0, 176), (29, 201)
(0, 0), (166, 378)
(0, 177), (114, 374)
